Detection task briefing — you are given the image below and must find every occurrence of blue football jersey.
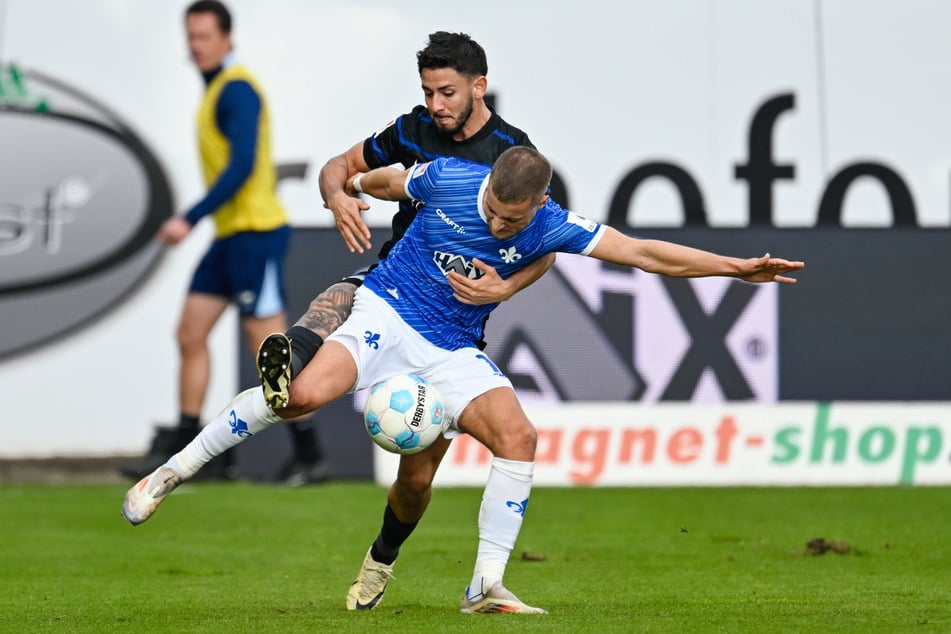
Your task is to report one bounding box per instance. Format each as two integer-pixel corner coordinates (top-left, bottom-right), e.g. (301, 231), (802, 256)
(363, 157), (606, 350)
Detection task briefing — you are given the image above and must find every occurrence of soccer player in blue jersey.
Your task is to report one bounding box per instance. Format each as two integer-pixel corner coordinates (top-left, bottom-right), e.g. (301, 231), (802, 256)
(120, 0), (327, 485)
(123, 146), (804, 614)
(254, 32), (555, 610)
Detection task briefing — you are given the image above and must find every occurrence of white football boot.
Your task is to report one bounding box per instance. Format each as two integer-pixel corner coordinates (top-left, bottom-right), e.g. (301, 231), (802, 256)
(121, 466), (182, 525)
(460, 579), (546, 614)
(345, 547), (395, 610)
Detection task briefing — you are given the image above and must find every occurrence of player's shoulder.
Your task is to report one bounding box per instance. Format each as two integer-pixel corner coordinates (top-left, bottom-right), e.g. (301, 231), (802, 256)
(541, 198), (601, 233)
(489, 112), (535, 148)
(411, 157), (488, 190)
(438, 156), (491, 177)
(539, 197), (567, 220)
(538, 197), (571, 226)
(413, 156), (486, 179)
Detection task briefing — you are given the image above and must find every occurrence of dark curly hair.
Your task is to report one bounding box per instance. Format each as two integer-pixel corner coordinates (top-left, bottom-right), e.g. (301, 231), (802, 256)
(417, 31), (488, 78)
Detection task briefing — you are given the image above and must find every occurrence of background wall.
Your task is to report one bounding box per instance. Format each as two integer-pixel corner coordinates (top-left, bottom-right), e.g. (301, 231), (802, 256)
(1, 1), (948, 474)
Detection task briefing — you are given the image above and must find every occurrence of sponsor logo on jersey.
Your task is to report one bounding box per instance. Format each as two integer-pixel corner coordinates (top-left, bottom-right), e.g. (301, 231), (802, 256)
(436, 208), (465, 234)
(433, 251), (484, 280)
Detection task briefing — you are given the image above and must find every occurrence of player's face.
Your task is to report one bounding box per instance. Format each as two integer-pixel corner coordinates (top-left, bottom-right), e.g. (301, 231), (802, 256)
(482, 188), (548, 240)
(186, 12), (232, 73)
(421, 68), (477, 139)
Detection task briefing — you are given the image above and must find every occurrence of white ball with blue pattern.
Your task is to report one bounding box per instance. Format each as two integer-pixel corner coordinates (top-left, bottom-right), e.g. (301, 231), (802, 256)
(363, 374), (445, 454)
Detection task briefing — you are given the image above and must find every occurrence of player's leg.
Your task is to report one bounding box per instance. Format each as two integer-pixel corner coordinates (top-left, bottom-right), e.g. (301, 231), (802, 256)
(456, 387), (545, 614)
(174, 341), (356, 477)
(259, 277), (360, 408)
(244, 312), (331, 484)
(121, 385), (281, 525)
(122, 341), (358, 526)
(346, 438), (451, 610)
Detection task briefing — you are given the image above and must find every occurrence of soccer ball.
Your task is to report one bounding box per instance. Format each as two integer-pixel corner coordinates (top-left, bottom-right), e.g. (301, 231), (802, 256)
(363, 374), (446, 455)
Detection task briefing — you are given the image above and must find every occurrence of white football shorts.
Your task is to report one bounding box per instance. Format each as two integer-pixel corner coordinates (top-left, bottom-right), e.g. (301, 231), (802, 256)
(326, 286), (512, 432)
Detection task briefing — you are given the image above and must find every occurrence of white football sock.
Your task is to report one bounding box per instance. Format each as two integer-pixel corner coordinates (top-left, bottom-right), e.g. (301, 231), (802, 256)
(467, 457), (534, 597)
(167, 387), (283, 478)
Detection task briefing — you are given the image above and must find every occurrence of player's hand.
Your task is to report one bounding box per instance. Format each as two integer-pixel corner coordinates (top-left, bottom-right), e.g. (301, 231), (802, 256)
(447, 258), (515, 304)
(738, 253), (805, 284)
(156, 216), (191, 246)
(325, 190), (372, 253)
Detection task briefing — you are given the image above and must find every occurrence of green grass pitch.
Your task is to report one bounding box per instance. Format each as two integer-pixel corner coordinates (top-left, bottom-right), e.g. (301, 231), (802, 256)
(1, 482), (949, 633)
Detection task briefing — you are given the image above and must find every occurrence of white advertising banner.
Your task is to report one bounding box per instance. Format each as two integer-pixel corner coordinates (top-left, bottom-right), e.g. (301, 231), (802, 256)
(374, 402), (951, 487)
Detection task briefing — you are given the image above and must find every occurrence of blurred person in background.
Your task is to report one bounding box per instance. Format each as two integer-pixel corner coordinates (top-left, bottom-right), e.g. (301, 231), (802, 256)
(120, 0), (329, 486)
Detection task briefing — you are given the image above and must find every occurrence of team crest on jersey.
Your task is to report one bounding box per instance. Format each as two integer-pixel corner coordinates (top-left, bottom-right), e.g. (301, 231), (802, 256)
(499, 246), (522, 263)
(433, 251), (484, 280)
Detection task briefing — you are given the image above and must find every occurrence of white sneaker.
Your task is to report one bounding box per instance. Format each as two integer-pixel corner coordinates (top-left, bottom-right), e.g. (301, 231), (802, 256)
(345, 547), (394, 610)
(121, 466), (182, 525)
(460, 580), (546, 614)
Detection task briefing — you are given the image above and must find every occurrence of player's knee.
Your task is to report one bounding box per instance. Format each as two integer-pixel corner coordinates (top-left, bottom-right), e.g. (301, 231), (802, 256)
(496, 421), (537, 460)
(283, 381), (319, 415)
(395, 469), (434, 499)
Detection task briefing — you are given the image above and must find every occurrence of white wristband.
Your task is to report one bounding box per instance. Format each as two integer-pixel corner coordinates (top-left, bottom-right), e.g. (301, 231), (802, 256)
(352, 174), (364, 193)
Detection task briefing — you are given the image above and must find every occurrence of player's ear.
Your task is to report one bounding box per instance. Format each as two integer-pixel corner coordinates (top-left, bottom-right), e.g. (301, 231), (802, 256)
(472, 75), (487, 100)
(535, 194), (549, 210)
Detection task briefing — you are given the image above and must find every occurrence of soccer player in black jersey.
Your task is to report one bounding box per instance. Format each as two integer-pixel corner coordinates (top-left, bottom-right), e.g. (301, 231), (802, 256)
(253, 32), (553, 612)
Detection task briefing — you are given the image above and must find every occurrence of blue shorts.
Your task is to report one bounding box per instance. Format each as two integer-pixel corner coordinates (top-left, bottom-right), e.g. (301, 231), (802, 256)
(189, 226), (290, 318)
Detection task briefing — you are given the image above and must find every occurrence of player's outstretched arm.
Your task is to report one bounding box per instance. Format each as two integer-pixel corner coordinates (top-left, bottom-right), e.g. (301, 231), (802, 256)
(589, 227), (804, 283)
(319, 141), (373, 253)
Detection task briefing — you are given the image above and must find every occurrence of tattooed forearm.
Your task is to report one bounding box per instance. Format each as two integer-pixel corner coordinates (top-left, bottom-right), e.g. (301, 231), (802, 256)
(292, 282), (357, 339)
